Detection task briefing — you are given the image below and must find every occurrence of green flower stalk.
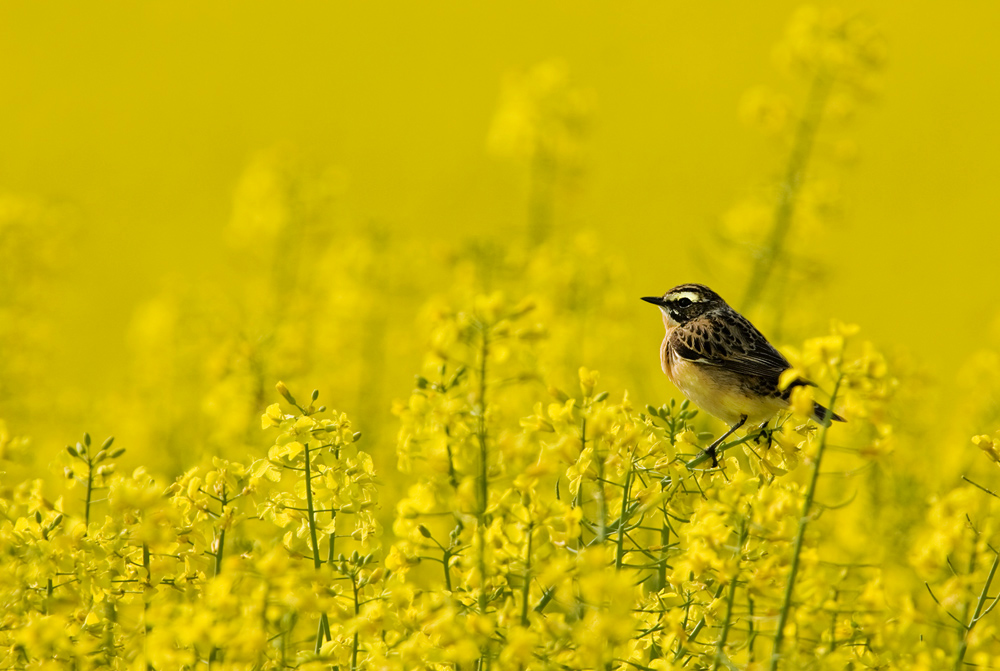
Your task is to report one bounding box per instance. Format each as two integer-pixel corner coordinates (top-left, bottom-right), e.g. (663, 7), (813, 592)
(256, 382), (380, 665)
(65, 433), (122, 531)
(954, 552), (1000, 670)
(768, 374), (843, 671)
(742, 70), (832, 314)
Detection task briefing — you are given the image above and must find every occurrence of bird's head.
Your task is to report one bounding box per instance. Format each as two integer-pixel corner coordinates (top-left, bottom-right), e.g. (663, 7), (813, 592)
(641, 283), (726, 327)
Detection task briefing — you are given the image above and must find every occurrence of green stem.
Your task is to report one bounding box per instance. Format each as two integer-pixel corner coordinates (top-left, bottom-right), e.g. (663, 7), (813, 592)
(767, 375), (843, 671)
(322, 508), (336, 643)
(675, 582), (726, 662)
(214, 484), (227, 577)
(712, 519), (748, 671)
(742, 70), (832, 313)
(955, 553), (1000, 670)
(303, 441), (328, 655)
(596, 454), (607, 544)
(477, 523), (488, 613)
(615, 471), (633, 570)
(352, 574), (360, 671)
(443, 549), (453, 591)
(209, 483), (228, 667)
(85, 457), (94, 530)
(520, 522), (534, 626)
(657, 520), (670, 592)
(446, 437), (459, 489)
(574, 418), (587, 550)
(104, 599), (117, 665)
(303, 442), (322, 570)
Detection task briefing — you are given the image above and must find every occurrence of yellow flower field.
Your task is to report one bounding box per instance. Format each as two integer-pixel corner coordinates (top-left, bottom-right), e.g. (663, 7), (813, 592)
(3, 4), (1000, 670)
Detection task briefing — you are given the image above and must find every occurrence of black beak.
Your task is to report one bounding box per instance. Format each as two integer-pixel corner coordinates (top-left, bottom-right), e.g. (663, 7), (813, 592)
(641, 296), (666, 306)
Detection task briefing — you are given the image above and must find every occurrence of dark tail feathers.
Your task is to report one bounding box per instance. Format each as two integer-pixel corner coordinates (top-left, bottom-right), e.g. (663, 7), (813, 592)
(812, 402), (845, 425)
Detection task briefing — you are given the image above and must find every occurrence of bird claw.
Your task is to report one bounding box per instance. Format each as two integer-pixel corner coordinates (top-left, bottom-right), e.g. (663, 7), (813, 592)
(704, 446), (719, 468)
(754, 423), (774, 450)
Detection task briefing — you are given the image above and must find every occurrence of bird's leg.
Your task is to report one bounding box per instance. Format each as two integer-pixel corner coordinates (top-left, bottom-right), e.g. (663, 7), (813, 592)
(704, 415), (748, 467)
(754, 419), (774, 450)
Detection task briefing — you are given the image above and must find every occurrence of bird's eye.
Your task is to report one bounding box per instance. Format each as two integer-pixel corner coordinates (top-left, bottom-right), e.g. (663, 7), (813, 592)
(677, 297), (692, 308)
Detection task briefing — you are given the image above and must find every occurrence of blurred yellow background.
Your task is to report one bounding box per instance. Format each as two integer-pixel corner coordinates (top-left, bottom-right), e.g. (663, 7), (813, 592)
(6, 8), (1000, 666)
(1, 1), (999, 464)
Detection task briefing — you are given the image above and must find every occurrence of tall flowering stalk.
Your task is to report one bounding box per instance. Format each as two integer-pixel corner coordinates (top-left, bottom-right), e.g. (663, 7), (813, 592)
(734, 8), (886, 317)
(256, 382), (381, 667)
(487, 60), (592, 246)
(768, 375), (843, 670)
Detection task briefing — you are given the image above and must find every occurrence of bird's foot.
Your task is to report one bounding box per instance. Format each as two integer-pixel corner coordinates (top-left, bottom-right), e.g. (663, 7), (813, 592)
(754, 422), (774, 450)
(700, 415), (747, 469)
(703, 445), (719, 468)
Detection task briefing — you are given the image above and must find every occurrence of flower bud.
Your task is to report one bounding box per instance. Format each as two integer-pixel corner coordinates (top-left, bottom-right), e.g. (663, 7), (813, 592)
(548, 386), (570, 403)
(276, 381), (296, 405)
(578, 367), (599, 397)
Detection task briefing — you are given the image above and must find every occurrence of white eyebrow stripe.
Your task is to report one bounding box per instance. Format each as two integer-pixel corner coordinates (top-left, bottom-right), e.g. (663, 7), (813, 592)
(668, 291), (704, 303)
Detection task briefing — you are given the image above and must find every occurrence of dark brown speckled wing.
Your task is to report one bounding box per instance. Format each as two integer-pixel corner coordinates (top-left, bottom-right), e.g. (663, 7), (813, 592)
(669, 309), (841, 420)
(669, 312), (793, 384)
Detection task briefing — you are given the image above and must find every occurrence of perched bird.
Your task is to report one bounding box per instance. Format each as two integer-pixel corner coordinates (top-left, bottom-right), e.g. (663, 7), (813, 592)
(642, 283), (844, 465)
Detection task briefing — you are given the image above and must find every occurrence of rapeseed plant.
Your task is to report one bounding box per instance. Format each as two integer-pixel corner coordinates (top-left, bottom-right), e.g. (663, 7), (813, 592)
(5, 289), (1000, 668)
(4, 6), (1000, 671)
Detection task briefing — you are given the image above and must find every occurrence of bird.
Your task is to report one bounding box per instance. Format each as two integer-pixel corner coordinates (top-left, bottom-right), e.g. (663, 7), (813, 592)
(642, 283), (844, 466)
